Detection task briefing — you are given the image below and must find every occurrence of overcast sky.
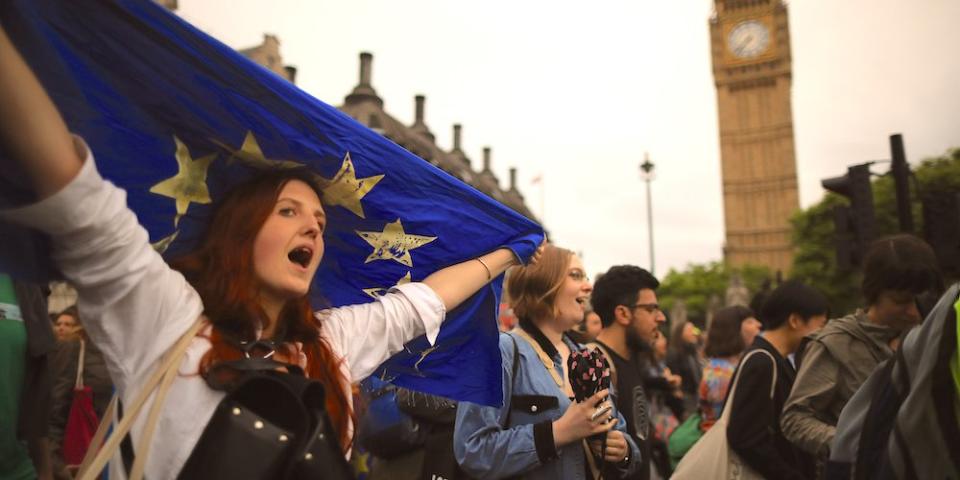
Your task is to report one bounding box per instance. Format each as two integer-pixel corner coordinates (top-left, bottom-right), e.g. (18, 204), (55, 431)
(177, 0), (960, 279)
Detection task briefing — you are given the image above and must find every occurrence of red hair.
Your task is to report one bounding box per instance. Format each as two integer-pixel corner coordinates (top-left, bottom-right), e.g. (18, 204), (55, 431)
(171, 170), (354, 451)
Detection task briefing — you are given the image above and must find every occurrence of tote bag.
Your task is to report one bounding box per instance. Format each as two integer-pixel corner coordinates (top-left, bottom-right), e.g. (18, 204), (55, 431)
(62, 340), (99, 467)
(671, 349), (776, 480)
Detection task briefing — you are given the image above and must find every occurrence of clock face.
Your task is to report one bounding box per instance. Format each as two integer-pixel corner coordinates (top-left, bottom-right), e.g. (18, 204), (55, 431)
(727, 20), (770, 59)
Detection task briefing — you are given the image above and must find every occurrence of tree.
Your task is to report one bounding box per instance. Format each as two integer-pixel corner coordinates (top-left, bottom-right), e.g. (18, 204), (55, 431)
(658, 261), (771, 327)
(658, 149), (959, 328)
(790, 148), (960, 315)
(789, 194), (862, 315)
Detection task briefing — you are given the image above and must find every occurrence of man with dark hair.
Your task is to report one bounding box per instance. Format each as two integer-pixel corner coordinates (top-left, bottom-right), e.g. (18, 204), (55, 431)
(781, 234), (943, 465)
(727, 280), (828, 480)
(591, 265), (665, 480)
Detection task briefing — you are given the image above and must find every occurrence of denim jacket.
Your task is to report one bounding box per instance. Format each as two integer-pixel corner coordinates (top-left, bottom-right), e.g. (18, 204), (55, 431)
(454, 322), (640, 479)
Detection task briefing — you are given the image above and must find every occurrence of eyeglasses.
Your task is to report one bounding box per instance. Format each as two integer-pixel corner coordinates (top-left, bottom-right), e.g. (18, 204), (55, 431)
(568, 269), (590, 283)
(631, 303), (661, 314)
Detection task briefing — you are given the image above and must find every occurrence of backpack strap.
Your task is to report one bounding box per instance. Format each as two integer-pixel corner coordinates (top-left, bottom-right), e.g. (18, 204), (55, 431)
(75, 339), (86, 390)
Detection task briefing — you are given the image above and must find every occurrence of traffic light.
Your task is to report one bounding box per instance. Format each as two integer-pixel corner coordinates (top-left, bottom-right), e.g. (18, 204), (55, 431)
(922, 190), (960, 275)
(822, 163), (876, 269)
(889, 134), (914, 232)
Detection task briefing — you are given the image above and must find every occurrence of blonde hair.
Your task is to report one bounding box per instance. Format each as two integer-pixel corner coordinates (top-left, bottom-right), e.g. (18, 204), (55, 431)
(506, 244), (574, 322)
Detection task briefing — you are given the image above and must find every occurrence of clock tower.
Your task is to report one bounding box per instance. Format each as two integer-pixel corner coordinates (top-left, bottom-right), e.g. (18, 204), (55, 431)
(710, 0), (799, 275)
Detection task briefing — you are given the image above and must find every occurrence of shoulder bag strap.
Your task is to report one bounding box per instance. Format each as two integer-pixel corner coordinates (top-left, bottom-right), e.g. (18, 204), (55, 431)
(766, 352), (778, 399)
(718, 349), (777, 424)
(503, 334), (521, 428)
(75, 339), (86, 390)
(754, 349), (778, 400)
(77, 316), (206, 480)
(513, 328), (564, 387)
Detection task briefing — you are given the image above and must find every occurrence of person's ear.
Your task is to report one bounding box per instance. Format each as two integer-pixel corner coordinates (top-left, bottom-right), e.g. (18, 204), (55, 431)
(787, 313), (802, 330)
(614, 305), (632, 326)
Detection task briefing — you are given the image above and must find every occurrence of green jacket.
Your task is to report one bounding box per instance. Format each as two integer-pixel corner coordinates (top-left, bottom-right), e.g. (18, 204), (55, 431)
(780, 312), (899, 458)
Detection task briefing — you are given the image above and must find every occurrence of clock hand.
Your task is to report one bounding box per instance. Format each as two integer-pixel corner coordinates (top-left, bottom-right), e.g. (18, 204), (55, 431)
(736, 39), (749, 55)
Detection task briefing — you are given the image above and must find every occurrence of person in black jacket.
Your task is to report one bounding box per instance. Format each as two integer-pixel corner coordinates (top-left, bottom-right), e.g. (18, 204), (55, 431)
(726, 280), (828, 480)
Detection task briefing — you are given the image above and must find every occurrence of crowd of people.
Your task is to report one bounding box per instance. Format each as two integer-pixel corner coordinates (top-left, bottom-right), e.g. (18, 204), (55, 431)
(354, 233), (957, 480)
(2, 17), (959, 480)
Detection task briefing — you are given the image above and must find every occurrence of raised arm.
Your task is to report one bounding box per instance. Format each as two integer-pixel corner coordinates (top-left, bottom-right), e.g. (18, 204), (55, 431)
(0, 24), (204, 393)
(424, 246), (540, 312)
(0, 25), (81, 197)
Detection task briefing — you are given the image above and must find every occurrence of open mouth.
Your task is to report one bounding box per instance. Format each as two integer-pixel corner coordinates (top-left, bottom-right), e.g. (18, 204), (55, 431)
(288, 246), (313, 268)
(575, 297), (588, 307)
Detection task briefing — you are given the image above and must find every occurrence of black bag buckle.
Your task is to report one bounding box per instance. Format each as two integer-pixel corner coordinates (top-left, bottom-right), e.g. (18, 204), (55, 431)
(238, 339), (280, 359)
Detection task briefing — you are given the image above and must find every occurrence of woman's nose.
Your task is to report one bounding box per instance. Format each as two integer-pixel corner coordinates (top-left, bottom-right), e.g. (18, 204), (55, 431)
(302, 220), (320, 238)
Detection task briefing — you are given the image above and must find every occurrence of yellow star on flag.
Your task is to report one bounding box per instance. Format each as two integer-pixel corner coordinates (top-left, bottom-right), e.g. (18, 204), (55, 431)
(413, 344), (440, 373)
(218, 133), (382, 219)
(356, 219), (437, 267)
(149, 136), (215, 226)
(151, 230), (180, 254)
(362, 271), (413, 299)
(225, 131), (310, 172)
(321, 152), (384, 219)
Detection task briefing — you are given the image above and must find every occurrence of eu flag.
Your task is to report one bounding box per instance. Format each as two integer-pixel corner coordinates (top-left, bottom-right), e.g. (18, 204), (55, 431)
(0, 0), (543, 406)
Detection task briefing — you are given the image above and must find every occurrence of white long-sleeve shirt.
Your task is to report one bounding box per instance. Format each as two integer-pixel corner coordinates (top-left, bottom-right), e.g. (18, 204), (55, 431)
(0, 140), (445, 479)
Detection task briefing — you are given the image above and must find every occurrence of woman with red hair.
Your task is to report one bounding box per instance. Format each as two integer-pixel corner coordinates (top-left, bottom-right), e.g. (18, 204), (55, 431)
(0, 26), (532, 479)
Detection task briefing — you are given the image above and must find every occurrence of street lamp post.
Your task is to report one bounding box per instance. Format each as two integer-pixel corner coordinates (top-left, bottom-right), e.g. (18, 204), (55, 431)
(640, 152), (656, 275)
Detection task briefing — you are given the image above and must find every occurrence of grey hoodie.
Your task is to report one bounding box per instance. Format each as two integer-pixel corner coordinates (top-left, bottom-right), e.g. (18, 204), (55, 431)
(780, 312), (900, 458)
(829, 284), (960, 479)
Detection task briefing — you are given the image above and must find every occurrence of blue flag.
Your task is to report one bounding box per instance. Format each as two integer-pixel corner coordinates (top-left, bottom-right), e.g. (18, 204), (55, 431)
(0, 0), (543, 406)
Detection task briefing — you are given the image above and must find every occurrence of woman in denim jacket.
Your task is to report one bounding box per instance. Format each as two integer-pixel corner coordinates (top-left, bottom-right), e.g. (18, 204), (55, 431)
(455, 245), (640, 479)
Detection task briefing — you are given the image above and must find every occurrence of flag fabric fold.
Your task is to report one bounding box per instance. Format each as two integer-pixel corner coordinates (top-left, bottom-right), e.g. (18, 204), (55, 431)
(0, 0), (543, 406)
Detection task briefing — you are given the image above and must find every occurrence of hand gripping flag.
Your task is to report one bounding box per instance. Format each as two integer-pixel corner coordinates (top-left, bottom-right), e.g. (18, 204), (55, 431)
(0, 0), (543, 406)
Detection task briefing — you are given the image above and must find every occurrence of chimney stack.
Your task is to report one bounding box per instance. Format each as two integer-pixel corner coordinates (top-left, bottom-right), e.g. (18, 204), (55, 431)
(345, 52), (382, 107)
(414, 95), (426, 124)
(483, 147), (492, 172)
(409, 95), (434, 142)
(359, 52), (373, 86)
(452, 124), (462, 151)
(284, 65), (298, 84)
(509, 167), (517, 191)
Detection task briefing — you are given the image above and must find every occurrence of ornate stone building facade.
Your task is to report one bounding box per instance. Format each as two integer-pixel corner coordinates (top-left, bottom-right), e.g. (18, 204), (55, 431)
(710, 0), (799, 275)
(238, 34), (296, 83)
(338, 53), (535, 219)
